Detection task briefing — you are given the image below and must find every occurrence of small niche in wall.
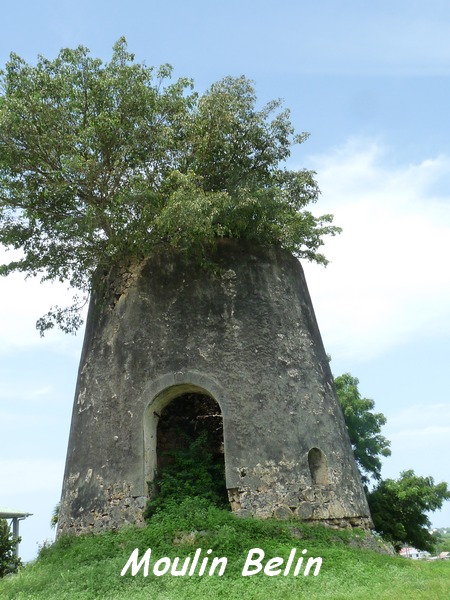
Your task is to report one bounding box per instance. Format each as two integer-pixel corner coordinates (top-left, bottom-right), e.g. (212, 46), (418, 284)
(308, 447), (329, 485)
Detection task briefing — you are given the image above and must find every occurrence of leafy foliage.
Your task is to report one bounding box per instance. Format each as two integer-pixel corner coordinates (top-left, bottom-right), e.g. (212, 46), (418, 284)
(335, 373), (391, 484)
(0, 519), (21, 578)
(431, 529), (450, 554)
(0, 38), (340, 334)
(144, 431), (228, 519)
(368, 470), (450, 552)
(50, 503), (59, 530)
(335, 372), (450, 553)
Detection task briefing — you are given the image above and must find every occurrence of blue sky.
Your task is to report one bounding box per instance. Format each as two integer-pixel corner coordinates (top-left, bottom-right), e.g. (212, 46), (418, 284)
(1, 1), (450, 562)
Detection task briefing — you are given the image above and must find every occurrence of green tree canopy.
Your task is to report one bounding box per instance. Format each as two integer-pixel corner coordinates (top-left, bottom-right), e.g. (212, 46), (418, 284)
(0, 38), (340, 334)
(368, 470), (450, 552)
(334, 373), (391, 484)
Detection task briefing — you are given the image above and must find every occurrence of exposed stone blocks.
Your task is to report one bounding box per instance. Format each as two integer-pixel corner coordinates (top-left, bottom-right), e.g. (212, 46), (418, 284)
(59, 471), (147, 535)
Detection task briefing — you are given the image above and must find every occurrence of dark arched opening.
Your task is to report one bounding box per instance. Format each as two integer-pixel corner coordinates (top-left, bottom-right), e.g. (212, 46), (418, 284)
(308, 447), (329, 485)
(153, 392), (228, 507)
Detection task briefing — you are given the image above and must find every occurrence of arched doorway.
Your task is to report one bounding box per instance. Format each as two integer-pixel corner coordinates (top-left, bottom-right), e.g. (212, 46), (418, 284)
(144, 385), (228, 508)
(156, 392), (224, 471)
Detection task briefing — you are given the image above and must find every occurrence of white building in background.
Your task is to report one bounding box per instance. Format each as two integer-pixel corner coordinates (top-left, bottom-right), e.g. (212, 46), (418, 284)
(399, 547), (430, 560)
(0, 508), (33, 558)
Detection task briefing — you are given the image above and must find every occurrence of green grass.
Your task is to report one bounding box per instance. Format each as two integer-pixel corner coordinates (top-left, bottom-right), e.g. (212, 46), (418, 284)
(1, 498), (449, 600)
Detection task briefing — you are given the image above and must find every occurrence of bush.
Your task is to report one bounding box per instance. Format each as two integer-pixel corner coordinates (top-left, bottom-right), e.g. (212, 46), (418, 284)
(144, 431), (228, 519)
(368, 470), (450, 552)
(0, 519), (21, 578)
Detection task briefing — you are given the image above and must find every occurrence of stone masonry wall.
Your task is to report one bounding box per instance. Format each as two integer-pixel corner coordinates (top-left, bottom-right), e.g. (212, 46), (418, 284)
(58, 240), (372, 535)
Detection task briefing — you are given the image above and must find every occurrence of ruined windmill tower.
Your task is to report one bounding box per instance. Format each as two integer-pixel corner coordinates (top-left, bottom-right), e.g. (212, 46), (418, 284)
(57, 239), (372, 535)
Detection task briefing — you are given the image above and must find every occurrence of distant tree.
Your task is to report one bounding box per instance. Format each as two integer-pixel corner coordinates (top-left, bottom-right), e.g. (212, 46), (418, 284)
(0, 38), (340, 335)
(367, 470), (450, 552)
(334, 373), (391, 484)
(431, 530), (450, 554)
(0, 519), (21, 578)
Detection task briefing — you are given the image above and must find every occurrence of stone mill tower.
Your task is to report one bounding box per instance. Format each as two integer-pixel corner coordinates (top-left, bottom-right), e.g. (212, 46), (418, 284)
(57, 240), (371, 535)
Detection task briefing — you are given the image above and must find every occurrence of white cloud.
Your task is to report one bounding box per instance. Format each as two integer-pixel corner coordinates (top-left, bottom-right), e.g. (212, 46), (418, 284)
(0, 459), (64, 496)
(387, 403), (450, 455)
(303, 139), (450, 361)
(388, 402), (450, 429)
(0, 255), (86, 354)
(0, 384), (53, 403)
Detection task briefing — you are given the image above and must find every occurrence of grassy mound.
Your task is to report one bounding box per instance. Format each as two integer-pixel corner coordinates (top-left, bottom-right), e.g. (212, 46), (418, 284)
(1, 498), (449, 599)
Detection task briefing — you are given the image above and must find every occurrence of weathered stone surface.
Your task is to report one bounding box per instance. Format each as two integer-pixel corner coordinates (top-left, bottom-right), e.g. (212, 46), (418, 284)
(295, 502), (314, 520)
(273, 505), (295, 519)
(57, 240), (372, 535)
